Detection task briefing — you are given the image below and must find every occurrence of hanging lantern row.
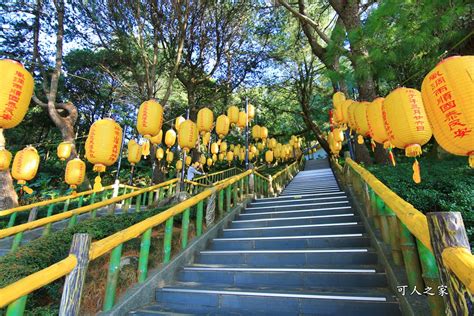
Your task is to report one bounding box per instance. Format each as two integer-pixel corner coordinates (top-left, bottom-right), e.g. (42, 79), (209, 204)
(330, 55), (473, 184)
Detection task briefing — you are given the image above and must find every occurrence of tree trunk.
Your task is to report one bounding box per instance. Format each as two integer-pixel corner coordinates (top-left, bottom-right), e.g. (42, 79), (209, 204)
(300, 103), (330, 154)
(353, 132), (372, 165)
(374, 141), (389, 165)
(0, 130), (18, 209)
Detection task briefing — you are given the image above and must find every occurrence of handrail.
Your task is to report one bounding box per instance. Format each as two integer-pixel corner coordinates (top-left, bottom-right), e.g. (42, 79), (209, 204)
(0, 179), (178, 239)
(0, 185), (116, 217)
(0, 164), (303, 311)
(345, 158), (474, 293)
(346, 158), (432, 251)
(193, 167), (239, 181)
(0, 169), (253, 308)
(89, 170), (252, 260)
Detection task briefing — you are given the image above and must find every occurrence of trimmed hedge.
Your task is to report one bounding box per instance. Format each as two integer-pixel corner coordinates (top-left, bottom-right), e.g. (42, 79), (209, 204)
(366, 155), (473, 246)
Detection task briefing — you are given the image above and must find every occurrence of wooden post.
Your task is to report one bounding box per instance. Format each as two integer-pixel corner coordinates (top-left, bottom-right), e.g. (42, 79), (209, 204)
(375, 196), (391, 245)
(218, 189), (224, 217)
(398, 221), (424, 291)
(138, 228), (152, 283)
(181, 208), (190, 249)
(417, 240), (446, 316)
(163, 216), (174, 263)
(385, 206), (403, 266)
(11, 208), (37, 252)
(427, 212), (473, 316)
(103, 243), (123, 311)
(59, 234), (92, 316)
(196, 200), (204, 236)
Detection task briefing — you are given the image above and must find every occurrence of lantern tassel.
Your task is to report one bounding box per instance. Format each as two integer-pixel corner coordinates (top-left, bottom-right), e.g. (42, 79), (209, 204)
(22, 185), (33, 195)
(412, 159), (421, 184)
(357, 135), (364, 144)
(388, 148), (396, 167)
(370, 139), (376, 152)
(94, 175), (103, 191)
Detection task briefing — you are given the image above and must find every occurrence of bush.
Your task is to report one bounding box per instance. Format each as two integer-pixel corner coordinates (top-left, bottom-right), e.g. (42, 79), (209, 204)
(0, 205), (171, 313)
(366, 155), (474, 245)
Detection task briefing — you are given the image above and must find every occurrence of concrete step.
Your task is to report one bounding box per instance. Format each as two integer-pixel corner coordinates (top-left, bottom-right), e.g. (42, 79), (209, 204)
(152, 286), (401, 316)
(195, 248), (378, 266)
(236, 206), (354, 219)
(248, 194), (348, 207)
(251, 191), (347, 203)
(243, 200), (351, 213)
(229, 214), (360, 229)
(220, 222), (365, 238)
(209, 234), (371, 250)
(176, 268), (389, 289)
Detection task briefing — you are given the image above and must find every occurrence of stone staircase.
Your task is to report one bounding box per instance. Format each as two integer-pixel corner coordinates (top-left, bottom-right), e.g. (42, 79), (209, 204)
(129, 159), (402, 315)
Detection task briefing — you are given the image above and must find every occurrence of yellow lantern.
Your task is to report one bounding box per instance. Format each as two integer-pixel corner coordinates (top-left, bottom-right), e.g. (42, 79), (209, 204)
(211, 142), (219, 155)
(197, 107), (214, 135)
(207, 157), (213, 167)
(366, 98), (389, 147)
(383, 88), (433, 155)
(421, 56), (474, 167)
(127, 140), (142, 165)
(239, 151), (245, 161)
(57, 141), (73, 161)
(85, 119), (122, 172)
(247, 103), (255, 120)
(65, 158), (86, 191)
(233, 145), (240, 156)
(85, 118), (122, 190)
(260, 127), (268, 140)
(268, 138), (277, 149)
(226, 151), (234, 162)
(339, 99), (352, 125)
(218, 152), (225, 161)
(354, 101), (370, 144)
(252, 125), (261, 140)
(237, 111), (247, 128)
(202, 132), (211, 146)
(176, 160), (182, 171)
(156, 147), (164, 161)
(185, 155), (192, 166)
(0, 60), (34, 129)
(249, 151), (255, 161)
(216, 115), (230, 139)
(12, 146), (40, 194)
(212, 154), (217, 161)
(178, 120), (198, 153)
(229, 144), (235, 150)
(383, 87), (433, 183)
(347, 101), (359, 132)
(265, 150), (274, 163)
(137, 99), (163, 138)
(166, 151), (174, 165)
(0, 148), (12, 171)
(175, 116), (185, 132)
(250, 145), (257, 154)
(332, 128), (344, 143)
(227, 106), (239, 125)
(199, 154), (206, 165)
(219, 141), (227, 152)
(333, 92), (346, 123)
(141, 139), (150, 157)
(257, 142), (264, 151)
(165, 129), (177, 149)
(150, 130), (163, 145)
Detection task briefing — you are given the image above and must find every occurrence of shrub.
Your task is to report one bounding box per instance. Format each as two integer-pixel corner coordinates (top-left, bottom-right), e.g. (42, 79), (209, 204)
(366, 155), (473, 245)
